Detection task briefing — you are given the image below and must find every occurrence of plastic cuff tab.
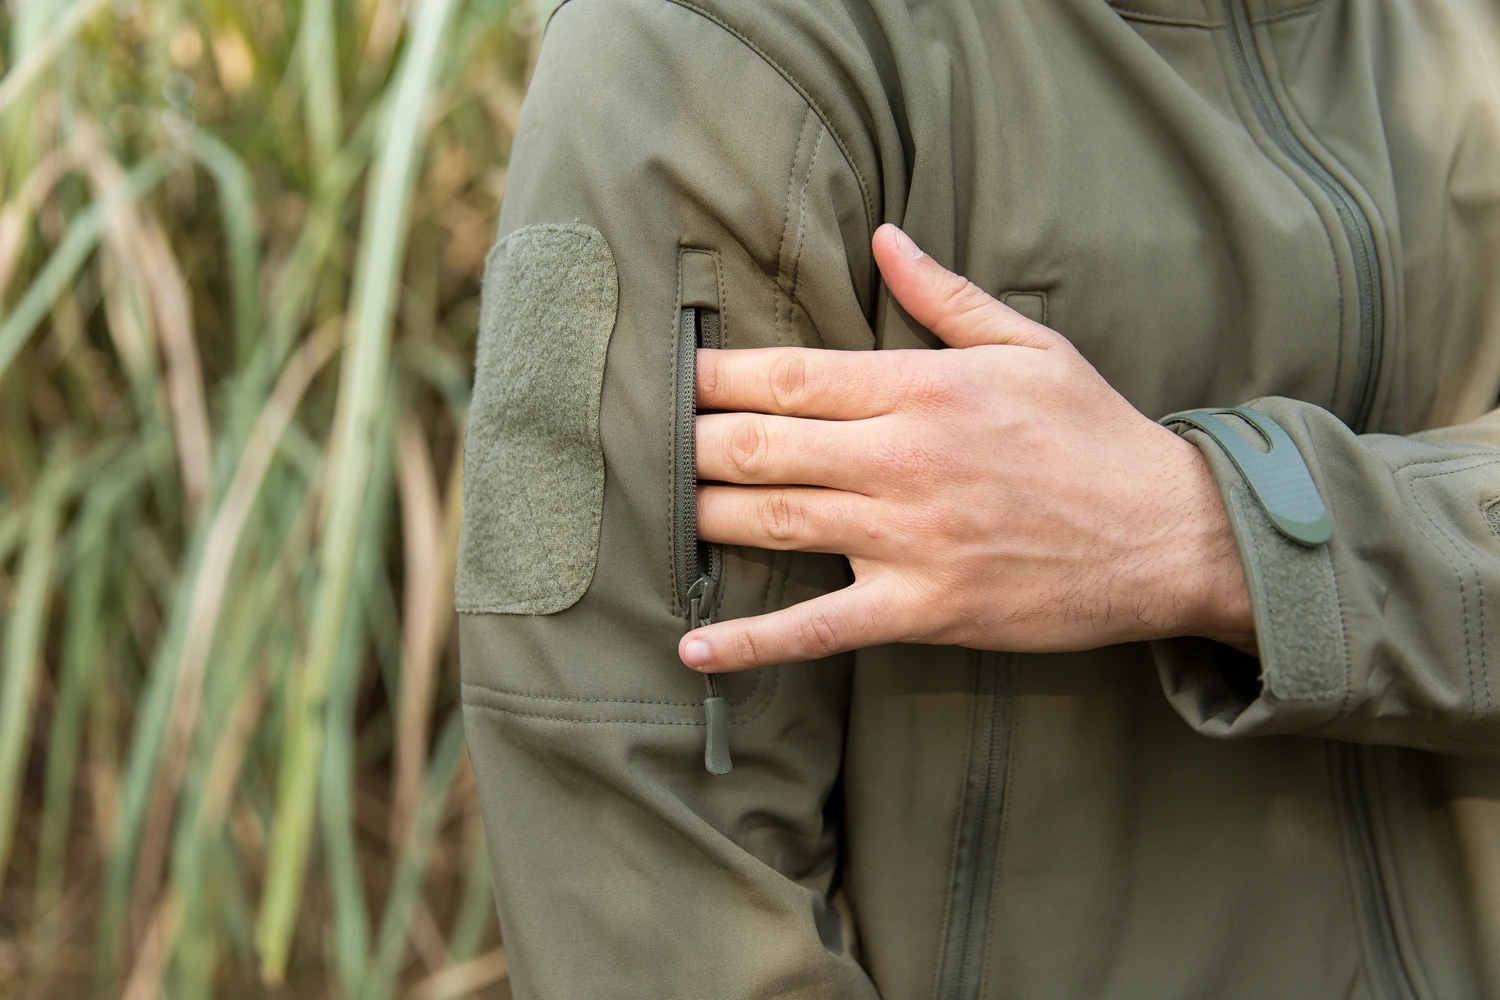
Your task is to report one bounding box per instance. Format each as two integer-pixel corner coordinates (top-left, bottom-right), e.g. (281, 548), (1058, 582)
(1163, 407), (1332, 546)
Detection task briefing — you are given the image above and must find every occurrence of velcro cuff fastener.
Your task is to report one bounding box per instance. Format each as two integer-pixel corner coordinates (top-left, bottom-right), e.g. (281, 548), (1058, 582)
(1162, 407), (1332, 546)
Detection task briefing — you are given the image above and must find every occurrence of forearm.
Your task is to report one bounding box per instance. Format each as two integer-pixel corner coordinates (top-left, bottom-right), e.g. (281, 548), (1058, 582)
(1160, 399), (1500, 755)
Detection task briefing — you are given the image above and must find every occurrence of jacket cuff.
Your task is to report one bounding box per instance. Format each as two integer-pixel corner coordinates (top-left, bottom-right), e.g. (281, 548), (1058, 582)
(1153, 405), (1349, 738)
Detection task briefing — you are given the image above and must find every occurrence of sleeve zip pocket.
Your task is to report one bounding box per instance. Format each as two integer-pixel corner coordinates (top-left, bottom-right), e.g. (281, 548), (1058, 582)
(676, 305), (729, 775)
(674, 250), (731, 774)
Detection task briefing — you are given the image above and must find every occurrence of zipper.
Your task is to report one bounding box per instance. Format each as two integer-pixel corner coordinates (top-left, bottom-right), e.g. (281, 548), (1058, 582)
(1332, 743), (1418, 1000)
(1223, 6), (1409, 994)
(1222, 0), (1384, 434)
(1225, 9), (1408, 994)
(934, 652), (1013, 1000)
(676, 304), (730, 775)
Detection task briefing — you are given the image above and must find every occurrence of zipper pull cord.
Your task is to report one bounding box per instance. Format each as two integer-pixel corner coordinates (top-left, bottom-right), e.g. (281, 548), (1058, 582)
(688, 576), (731, 775)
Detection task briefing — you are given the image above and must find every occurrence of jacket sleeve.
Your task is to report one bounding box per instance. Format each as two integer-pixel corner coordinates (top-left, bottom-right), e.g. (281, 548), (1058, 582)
(1156, 398), (1500, 756)
(455, 0), (880, 996)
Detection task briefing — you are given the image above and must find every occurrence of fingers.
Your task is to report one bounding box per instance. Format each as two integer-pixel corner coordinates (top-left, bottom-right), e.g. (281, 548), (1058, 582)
(696, 485), (881, 554)
(696, 347), (897, 419)
(871, 223), (1066, 351)
(696, 412), (873, 490)
(679, 581), (902, 672)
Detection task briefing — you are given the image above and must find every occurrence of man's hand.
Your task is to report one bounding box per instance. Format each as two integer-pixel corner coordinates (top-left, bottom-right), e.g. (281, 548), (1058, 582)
(678, 224), (1254, 672)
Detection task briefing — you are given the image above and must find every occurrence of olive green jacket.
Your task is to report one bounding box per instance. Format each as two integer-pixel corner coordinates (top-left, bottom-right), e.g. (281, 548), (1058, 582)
(456, 0), (1500, 996)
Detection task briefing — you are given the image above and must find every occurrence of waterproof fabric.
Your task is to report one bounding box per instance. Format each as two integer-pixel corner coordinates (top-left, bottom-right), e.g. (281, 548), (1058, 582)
(457, 0), (1500, 996)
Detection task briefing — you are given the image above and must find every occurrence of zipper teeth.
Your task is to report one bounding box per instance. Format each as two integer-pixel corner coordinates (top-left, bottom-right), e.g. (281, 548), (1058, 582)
(674, 306), (703, 608)
(693, 310), (723, 591)
(935, 653), (1012, 1000)
(1335, 744), (1419, 1000)
(1223, 0), (1383, 434)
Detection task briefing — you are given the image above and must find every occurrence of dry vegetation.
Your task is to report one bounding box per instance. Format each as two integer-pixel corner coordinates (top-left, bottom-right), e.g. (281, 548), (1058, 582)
(0, 0), (536, 994)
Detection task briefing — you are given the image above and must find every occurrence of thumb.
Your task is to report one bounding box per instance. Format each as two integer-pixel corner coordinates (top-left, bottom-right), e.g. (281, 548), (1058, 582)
(872, 223), (1063, 350)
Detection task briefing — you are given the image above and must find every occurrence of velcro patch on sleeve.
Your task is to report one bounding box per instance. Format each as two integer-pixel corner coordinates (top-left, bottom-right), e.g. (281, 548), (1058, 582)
(456, 222), (619, 615)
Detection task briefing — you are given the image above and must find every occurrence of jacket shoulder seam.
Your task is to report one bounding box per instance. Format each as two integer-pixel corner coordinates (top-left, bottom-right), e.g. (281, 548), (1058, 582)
(653, 0), (878, 240)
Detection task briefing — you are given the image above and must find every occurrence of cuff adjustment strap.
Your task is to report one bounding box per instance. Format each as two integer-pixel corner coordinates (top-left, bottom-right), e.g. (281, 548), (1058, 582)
(1162, 407), (1332, 546)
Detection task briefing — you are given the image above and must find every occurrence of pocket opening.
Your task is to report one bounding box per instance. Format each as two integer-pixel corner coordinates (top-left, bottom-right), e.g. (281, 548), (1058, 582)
(674, 249), (731, 774)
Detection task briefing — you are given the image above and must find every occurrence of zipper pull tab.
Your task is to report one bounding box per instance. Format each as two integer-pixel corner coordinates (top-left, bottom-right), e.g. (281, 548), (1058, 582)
(702, 693), (731, 775)
(687, 575), (731, 775)
(687, 573), (717, 631)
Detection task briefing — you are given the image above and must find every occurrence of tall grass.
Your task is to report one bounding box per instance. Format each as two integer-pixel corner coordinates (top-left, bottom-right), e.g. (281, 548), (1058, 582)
(0, 0), (536, 993)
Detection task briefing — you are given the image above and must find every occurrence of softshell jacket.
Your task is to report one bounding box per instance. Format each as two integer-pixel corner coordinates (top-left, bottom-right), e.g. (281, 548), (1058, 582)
(455, 0), (1500, 996)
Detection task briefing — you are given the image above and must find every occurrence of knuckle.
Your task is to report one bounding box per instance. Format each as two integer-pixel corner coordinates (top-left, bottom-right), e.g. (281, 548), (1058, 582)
(768, 352), (809, 411)
(939, 278), (994, 320)
(758, 489), (803, 543)
(732, 628), (764, 666)
(800, 607), (846, 657)
(728, 418), (770, 477)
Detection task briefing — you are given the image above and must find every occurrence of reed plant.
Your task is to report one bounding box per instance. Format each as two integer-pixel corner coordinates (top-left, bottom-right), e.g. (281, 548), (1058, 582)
(0, 0), (536, 993)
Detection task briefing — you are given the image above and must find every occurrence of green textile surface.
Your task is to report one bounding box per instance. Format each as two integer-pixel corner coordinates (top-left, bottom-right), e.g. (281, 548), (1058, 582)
(456, 222), (618, 614)
(1227, 485), (1346, 702)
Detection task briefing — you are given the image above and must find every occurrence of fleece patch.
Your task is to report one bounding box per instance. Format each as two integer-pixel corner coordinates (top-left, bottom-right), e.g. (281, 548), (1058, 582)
(1227, 485), (1347, 702)
(456, 223), (619, 615)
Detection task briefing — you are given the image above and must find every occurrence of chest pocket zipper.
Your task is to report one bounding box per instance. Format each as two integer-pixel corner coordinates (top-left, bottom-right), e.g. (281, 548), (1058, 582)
(675, 269), (730, 774)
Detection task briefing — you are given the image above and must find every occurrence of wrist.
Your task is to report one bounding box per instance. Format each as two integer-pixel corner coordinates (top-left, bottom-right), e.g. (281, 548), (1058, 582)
(1157, 435), (1257, 652)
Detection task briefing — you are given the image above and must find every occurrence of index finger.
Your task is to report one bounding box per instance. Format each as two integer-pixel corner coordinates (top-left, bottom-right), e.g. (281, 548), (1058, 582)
(696, 347), (899, 419)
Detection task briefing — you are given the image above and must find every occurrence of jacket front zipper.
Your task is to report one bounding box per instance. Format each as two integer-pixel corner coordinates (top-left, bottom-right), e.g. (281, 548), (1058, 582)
(676, 304), (730, 774)
(934, 652), (1013, 1000)
(1222, 8), (1408, 990)
(1332, 743), (1418, 1000)
(1223, 0), (1384, 434)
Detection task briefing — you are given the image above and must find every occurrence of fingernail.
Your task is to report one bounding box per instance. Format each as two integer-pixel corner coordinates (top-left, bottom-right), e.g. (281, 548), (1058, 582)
(682, 639), (712, 668)
(890, 226), (924, 259)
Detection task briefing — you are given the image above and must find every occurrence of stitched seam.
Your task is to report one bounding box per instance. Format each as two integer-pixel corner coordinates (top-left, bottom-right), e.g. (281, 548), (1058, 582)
(929, 672), (981, 1000)
(669, 250), (686, 614)
(457, 224), (611, 615)
(657, 0), (876, 238)
(1328, 524), (1356, 719)
(464, 705), (716, 726)
(1000, 290), (1049, 327)
(757, 547), (777, 618)
(776, 110), (814, 348)
(460, 678), (763, 710)
(1259, 0), (1329, 24)
(463, 686), (778, 727)
(715, 245), (728, 346)
(1394, 454), (1500, 474)
(1407, 469), (1478, 729)
(1110, 6), (1220, 28)
(983, 656), (1019, 996)
(1233, 487), (1341, 700)
(1109, 0), (1326, 27)
(787, 125), (826, 342)
(462, 665), (780, 724)
(1407, 460), (1500, 728)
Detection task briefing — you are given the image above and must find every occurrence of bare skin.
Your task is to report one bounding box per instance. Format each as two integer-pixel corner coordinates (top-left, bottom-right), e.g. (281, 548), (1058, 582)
(679, 223), (1255, 673)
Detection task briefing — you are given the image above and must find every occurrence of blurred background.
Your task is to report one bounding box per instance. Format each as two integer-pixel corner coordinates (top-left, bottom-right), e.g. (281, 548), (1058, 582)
(0, 0), (543, 994)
